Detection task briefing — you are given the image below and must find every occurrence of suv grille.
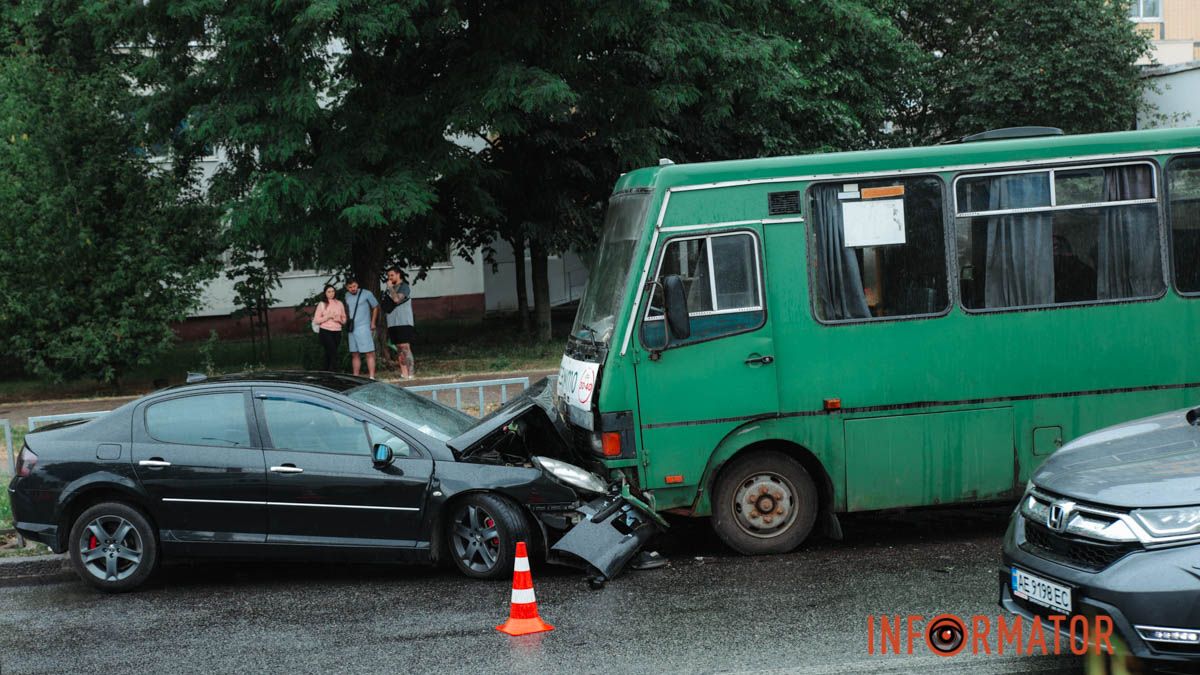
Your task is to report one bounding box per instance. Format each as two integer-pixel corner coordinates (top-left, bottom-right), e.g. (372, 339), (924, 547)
(1021, 521), (1140, 572)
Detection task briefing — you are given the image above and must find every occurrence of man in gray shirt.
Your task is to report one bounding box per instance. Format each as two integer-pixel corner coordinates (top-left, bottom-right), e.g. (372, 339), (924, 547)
(384, 266), (415, 379)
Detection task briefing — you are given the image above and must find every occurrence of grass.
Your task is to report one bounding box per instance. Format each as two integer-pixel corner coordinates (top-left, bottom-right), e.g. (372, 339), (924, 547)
(0, 315), (571, 403)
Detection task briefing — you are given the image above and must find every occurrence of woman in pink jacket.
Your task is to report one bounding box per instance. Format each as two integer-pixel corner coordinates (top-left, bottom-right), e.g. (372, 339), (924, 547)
(312, 285), (347, 371)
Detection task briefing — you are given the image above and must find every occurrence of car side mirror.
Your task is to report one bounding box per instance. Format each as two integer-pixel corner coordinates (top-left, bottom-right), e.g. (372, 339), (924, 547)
(372, 443), (394, 468)
(662, 274), (691, 340)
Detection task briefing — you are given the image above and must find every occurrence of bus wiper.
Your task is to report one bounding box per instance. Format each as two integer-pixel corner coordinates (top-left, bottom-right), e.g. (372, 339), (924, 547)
(580, 323), (599, 343)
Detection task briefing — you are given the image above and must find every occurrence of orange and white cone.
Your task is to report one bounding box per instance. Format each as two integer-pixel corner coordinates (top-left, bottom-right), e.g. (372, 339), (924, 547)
(496, 542), (554, 636)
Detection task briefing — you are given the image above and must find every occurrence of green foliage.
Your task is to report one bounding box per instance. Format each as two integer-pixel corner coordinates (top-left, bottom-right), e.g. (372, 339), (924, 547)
(0, 3), (221, 384)
(893, 0), (1153, 143)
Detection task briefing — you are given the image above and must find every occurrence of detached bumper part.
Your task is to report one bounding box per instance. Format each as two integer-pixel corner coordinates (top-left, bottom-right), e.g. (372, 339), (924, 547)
(551, 496), (662, 580)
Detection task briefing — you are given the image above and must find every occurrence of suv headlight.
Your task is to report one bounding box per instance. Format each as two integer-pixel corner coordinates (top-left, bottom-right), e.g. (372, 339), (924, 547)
(1133, 506), (1200, 537)
(532, 456), (608, 495)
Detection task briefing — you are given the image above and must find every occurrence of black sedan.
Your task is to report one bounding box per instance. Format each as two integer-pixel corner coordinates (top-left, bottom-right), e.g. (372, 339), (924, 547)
(8, 372), (659, 592)
(1000, 406), (1200, 664)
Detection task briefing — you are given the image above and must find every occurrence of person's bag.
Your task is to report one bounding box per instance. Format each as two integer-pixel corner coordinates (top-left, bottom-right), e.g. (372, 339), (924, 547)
(346, 291), (362, 333)
(311, 320), (320, 334)
(380, 291), (398, 314)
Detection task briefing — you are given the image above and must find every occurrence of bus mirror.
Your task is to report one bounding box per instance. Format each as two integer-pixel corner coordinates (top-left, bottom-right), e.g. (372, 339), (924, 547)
(663, 274), (691, 340)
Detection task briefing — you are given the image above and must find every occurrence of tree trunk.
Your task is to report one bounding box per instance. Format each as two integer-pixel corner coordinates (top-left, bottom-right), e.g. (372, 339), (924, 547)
(529, 239), (552, 342)
(351, 229), (390, 354)
(508, 236), (530, 333)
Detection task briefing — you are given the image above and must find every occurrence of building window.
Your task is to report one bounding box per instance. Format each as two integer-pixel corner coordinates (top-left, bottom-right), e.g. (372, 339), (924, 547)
(954, 162), (1163, 310)
(1129, 0), (1162, 20)
(809, 176), (949, 322)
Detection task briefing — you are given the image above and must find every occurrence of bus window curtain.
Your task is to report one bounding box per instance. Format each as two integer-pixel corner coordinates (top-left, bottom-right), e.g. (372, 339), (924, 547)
(812, 187), (870, 320)
(1098, 166), (1159, 299)
(981, 174), (1054, 308)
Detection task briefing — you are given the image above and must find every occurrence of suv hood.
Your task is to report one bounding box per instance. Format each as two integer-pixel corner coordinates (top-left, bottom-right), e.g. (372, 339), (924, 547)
(1033, 406), (1200, 508)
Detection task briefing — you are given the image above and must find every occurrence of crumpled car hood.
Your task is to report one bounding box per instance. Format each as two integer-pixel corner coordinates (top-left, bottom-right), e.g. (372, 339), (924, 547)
(1034, 406), (1200, 508)
(446, 376), (580, 462)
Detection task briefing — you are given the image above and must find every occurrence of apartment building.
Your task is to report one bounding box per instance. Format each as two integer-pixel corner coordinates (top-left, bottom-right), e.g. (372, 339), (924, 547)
(1132, 0), (1200, 64)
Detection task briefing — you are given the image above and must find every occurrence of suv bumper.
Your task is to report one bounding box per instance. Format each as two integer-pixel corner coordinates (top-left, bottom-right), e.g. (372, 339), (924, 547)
(999, 510), (1200, 662)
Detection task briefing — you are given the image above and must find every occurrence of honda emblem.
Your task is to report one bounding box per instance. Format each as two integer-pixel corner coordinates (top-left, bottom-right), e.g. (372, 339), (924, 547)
(1047, 500), (1075, 532)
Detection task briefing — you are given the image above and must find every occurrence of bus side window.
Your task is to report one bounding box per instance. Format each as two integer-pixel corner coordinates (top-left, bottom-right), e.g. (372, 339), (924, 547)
(1170, 155), (1200, 294)
(643, 231), (763, 348)
(955, 162), (1162, 310)
(808, 176), (949, 322)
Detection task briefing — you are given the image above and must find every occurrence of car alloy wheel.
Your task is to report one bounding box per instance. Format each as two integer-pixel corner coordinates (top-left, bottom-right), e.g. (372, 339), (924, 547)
(451, 503), (503, 574)
(77, 514), (144, 582)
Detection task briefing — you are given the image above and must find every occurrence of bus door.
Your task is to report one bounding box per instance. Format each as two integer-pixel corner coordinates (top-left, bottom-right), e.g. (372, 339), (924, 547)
(632, 227), (778, 490)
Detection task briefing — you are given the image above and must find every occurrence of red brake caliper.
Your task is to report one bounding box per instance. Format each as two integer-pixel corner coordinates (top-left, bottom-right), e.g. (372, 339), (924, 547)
(485, 517), (499, 546)
(88, 535), (98, 550)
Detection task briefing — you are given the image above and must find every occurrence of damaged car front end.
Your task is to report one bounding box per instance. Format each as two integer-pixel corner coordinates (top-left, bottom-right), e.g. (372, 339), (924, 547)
(445, 378), (665, 581)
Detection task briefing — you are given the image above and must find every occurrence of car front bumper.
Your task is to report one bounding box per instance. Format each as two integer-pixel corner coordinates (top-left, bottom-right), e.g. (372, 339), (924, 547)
(999, 510), (1200, 662)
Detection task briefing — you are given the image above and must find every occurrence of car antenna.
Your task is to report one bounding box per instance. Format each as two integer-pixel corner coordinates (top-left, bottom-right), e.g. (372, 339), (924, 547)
(186, 372), (208, 384)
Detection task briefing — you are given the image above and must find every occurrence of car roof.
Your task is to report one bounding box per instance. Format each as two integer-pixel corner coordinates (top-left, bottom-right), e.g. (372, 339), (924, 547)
(162, 370), (374, 394)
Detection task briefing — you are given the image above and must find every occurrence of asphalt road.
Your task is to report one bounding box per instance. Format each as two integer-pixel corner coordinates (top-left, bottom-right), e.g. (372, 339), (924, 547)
(0, 504), (1089, 675)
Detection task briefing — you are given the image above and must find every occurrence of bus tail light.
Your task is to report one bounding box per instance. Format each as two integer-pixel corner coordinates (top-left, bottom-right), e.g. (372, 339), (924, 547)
(601, 432), (622, 457)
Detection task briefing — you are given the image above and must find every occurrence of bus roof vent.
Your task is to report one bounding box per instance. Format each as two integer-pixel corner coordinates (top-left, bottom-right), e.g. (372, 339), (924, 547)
(957, 126), (1063, 144)
(768, 190), (801, 216)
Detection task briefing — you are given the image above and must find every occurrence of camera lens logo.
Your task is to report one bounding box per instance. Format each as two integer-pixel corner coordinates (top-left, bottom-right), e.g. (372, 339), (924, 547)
(925, 614), (967, 657)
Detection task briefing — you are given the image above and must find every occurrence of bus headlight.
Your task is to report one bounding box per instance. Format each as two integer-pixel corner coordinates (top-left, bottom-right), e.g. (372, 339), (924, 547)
(532, 456), (609, 495)
(1133, 506), (1200, 537)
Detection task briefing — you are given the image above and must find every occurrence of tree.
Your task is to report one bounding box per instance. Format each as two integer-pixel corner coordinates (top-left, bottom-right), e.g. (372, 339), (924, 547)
(443, 0), (920, 339)
(893, 0), (1152, 144)
(132, 2), (488, 303)
(0, 4), (220, 385)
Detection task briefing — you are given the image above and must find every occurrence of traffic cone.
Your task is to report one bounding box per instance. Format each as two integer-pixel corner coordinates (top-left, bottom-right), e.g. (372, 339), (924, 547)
(496, 542), (554, 636)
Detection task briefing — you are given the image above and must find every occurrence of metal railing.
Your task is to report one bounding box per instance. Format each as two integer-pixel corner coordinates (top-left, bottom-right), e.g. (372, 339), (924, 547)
(1, 418), (12, 476)
(405, 377), (530, 418)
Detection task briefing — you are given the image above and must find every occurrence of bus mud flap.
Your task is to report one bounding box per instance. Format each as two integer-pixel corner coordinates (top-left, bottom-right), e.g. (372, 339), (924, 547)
(550, 495), (662, 581)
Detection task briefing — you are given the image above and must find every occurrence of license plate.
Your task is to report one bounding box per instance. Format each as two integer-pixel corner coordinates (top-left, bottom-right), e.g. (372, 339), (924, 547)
(1011, 567), (1072, 614)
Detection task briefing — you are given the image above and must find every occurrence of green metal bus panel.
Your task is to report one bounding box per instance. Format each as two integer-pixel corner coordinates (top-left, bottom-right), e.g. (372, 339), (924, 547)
(576, 127), (1200, 519)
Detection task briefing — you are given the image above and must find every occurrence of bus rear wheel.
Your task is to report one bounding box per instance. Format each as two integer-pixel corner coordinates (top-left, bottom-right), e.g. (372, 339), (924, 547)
(712, 450), (818, 555)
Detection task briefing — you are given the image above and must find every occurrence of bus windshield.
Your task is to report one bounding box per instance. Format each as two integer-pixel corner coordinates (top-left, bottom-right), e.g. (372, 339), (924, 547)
(571, 192), (652, 344)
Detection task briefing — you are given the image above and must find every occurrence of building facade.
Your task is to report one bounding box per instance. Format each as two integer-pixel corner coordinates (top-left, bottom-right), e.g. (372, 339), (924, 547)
(1133, 0), (1200, 65)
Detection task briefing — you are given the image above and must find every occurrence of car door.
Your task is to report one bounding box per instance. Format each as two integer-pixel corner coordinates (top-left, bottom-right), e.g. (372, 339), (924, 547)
(131, 389), (267, 543)
(252, 387), (433, 547)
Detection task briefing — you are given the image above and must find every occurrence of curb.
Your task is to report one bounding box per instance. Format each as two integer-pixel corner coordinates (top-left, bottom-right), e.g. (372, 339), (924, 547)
(0, 553), (72, 586)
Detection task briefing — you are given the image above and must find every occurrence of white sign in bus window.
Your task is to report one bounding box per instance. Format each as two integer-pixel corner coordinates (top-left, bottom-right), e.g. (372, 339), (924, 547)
(841, 198), (906, 247)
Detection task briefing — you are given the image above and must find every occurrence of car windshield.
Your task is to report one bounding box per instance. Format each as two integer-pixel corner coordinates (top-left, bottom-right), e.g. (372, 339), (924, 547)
(571, 191), (652, 344)
(345, 381), (476, 441)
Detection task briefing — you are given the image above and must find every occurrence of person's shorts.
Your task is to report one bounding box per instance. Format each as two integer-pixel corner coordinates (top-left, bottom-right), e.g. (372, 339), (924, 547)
(347, 330), (375, 354)
(387, 325), (415, 345)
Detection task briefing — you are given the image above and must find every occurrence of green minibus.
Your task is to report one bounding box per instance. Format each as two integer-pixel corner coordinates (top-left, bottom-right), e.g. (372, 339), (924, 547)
(555, 126), (1200, 555)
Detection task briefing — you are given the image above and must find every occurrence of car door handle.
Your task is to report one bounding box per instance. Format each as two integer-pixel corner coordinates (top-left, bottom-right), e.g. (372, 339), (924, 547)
(270, 464), (304, 474)
(138, 459), (171, 468)
(744, 354), (775, 366)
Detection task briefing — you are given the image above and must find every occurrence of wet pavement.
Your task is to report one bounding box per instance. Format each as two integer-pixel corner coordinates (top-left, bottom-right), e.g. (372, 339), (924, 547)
(0, 504), (1088, 674)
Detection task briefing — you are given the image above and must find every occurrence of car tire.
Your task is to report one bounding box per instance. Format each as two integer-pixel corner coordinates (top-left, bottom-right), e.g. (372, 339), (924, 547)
(68, 501), (158, 593)
(445, 493), (530, 580)
(711, 450), (819, 555)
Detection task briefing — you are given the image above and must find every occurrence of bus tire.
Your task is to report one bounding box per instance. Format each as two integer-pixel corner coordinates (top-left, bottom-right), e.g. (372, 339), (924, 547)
(712, 450), (819, 555)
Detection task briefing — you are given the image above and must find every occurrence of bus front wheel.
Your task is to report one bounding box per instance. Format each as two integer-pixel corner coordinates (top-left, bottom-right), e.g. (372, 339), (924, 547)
(712, 451), (819, 555)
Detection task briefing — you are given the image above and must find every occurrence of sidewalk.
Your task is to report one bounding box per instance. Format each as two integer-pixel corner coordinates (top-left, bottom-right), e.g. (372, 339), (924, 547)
(0, 368), (557, 427)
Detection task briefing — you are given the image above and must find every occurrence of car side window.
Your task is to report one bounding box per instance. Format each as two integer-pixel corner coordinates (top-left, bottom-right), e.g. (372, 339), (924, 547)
(367, 423), (412, 458)
(260, 397), (369, 455)
(145, 393), (251, 448)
